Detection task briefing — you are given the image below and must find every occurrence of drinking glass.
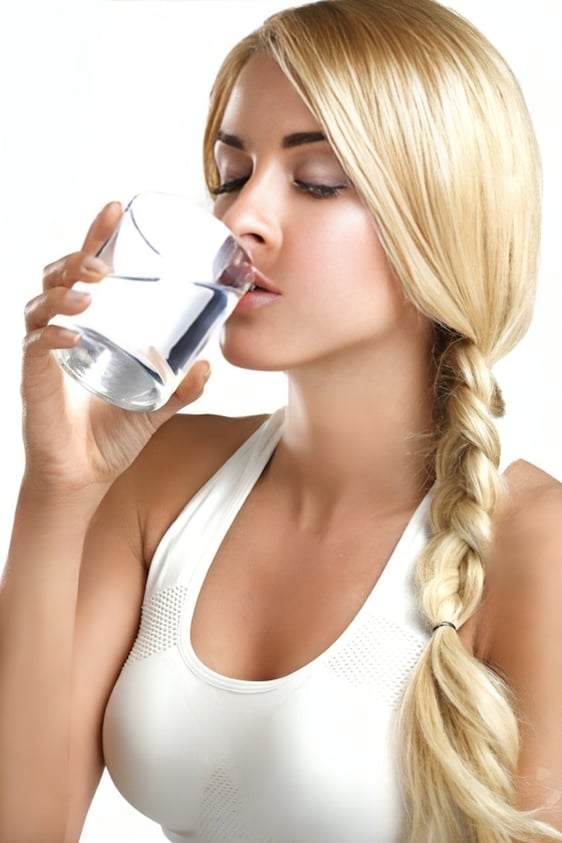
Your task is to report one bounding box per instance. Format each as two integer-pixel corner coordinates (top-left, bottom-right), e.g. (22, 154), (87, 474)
(52, 192), (255, 411)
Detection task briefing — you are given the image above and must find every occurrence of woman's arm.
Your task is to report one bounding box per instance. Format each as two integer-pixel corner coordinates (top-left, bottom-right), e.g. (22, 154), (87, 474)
(0, 482), (105, 842)
(0, 474), (145, 843)
(0, 202), (211, 843)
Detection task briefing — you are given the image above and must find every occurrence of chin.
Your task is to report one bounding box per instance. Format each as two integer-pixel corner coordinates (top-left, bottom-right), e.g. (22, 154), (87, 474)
(219, 339), (285, 373)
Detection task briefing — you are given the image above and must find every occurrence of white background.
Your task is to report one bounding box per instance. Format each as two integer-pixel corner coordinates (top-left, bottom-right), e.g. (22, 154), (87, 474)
(0, 1), (560, 840)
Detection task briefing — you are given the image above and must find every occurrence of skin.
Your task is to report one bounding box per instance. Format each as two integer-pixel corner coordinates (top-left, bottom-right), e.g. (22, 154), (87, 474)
(0, 53), (561, 842)
(464, 461), (562, 826)
(191, 55), (437, 676)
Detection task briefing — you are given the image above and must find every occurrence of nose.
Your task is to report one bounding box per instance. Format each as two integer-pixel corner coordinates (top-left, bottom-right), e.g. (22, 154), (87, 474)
(217, 170), (282, 256)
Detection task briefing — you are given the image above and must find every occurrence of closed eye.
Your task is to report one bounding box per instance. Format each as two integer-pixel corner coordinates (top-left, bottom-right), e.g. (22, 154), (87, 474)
(211, 176), (350, 199)
(293, 180), (348, 199)
(210, 176), (249, 196)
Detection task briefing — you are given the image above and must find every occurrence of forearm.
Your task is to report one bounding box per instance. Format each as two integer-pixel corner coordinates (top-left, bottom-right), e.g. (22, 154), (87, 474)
(0, 480), (107, 843)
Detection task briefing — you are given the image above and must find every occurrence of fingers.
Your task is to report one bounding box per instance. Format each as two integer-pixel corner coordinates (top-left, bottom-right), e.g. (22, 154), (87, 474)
(25, 286), (92, 333)
(81, 201), (123, 254)
(22, 323), (79, 365)
(42, 252), (109, 292)
(23, 289), (85, 384)
(42, 201), (122, 292)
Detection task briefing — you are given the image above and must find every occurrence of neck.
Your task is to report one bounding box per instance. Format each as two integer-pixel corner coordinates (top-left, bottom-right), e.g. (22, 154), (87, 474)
(275, 331), (436, 521)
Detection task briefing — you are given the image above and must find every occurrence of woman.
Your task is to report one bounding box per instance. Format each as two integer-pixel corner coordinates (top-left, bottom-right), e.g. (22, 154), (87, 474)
(1, 0), (561, 841)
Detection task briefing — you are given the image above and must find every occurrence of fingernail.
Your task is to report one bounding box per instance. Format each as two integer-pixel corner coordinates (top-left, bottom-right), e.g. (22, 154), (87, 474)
(201, 362), (211, 382)
(57, 328), (81, 344)
(83, 256), (110, 274)
(64, 289), (91, 306)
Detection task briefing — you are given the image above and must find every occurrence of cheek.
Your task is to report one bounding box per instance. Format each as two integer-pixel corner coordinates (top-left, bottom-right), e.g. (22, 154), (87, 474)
(303, 205), (399, 307)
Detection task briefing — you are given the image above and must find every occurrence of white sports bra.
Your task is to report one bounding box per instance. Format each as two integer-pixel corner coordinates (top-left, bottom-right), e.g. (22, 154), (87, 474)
(103, 408), (433, 842)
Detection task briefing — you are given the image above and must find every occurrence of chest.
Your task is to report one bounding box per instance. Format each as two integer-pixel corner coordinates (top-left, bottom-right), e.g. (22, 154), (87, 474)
(105, 624), (411, 843)
(104, 467), (432, 841)
(190, 482), (416, 682)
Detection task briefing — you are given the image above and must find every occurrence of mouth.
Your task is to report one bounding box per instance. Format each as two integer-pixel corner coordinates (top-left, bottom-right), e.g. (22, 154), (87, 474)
(248, 271), (280, 294)
(234, 270), (281, 312)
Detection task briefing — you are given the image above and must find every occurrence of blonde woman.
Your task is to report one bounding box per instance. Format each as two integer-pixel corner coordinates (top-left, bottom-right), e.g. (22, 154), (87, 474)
(1, 0), (561, 841)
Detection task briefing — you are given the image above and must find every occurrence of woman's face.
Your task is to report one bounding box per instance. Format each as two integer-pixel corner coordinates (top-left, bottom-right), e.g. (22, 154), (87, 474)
(213, 53), (429, 373)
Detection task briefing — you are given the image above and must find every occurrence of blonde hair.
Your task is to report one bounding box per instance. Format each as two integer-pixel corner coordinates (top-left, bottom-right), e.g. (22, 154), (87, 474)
(203, 1), (558, 840)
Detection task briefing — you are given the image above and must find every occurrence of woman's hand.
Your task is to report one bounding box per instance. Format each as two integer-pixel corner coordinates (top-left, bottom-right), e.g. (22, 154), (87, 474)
(21, 202), (211, 493)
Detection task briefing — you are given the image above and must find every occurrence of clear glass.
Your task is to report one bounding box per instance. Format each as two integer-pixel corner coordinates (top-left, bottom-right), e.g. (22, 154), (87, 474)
(52, 192), (254, 411)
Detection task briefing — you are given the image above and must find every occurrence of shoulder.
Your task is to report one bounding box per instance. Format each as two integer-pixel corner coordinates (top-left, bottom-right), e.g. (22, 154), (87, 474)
(136, 410), (271, 486)
(131, 411), (272, 563)
(477, 462), (562, 817)
(502, 457), (562, 509)
(473, 458), (562, 668)
(497, 459), (562, 571)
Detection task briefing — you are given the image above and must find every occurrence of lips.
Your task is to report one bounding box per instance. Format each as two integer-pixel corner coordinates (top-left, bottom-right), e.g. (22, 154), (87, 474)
(235, 270), (281, 312)
(248, 271), (280, 294)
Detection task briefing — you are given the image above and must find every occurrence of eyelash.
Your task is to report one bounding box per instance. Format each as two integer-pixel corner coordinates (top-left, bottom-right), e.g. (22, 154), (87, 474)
(211, 176), (346, 200)
(211, 176), (248, 197)
(294, 180), (345, 199)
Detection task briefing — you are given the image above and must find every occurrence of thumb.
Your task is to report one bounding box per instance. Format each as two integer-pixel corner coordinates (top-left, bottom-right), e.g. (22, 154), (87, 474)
(148, 360), (212, 426)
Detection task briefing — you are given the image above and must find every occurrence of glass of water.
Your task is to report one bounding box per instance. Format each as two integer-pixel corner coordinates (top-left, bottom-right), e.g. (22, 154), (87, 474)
(52, 192), (255, 411)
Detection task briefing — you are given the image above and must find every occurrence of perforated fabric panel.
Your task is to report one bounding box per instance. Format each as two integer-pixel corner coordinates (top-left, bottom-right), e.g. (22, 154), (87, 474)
(126, 586), (189, 665)
(326, 614), (426, 708)
(199, 765), (251, 843)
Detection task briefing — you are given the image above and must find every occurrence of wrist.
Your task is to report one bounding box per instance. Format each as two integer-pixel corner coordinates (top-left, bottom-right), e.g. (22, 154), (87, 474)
(18, 470), (111, 515)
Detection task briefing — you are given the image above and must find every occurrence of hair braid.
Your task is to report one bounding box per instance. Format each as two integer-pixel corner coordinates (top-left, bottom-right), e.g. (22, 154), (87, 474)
(426, 336), (506, 623)
(397, 338), (561, 842)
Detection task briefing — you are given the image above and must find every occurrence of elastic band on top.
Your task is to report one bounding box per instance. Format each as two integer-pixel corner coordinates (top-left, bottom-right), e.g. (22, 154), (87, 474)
(432, 621), (458, 633)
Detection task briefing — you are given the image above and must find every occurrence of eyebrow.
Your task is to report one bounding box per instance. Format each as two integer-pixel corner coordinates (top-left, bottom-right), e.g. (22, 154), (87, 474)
(215, 130), (327, 150)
